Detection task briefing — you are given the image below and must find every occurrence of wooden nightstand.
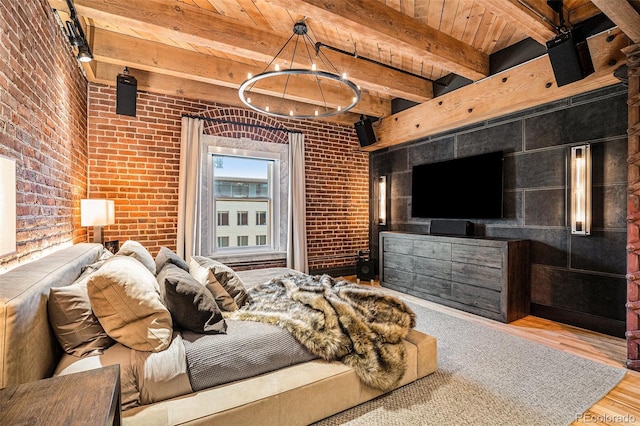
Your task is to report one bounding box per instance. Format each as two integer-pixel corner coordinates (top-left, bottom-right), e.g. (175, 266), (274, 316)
(0, 365), (121, 425)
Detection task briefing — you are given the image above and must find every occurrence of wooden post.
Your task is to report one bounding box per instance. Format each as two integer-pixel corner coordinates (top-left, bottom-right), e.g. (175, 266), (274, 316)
(626, 43), (640, 369)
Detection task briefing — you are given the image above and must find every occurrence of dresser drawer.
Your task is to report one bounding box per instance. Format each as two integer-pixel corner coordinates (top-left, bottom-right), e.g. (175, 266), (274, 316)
(451, 262), (503, 291)
(413, 241), (451, 261)
(452, 244), (502, 268)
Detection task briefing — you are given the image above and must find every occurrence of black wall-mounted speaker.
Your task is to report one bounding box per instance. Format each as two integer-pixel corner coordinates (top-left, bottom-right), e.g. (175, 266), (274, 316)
(354, 117), (376, 147)
(356, 259), (375, 281)
(116, 73), (137, 117)
(430, 219), (474, 236)
(546, 29), (594, 87)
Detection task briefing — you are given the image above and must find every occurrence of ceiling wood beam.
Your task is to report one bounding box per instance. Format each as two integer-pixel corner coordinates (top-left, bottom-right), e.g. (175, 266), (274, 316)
(48, 0), (431, 103)
(474, 0), (557, 45)
(90, 28), (390, 118)
(362, 28), (628, 151)
(591, 0), (640, 43)
(92, 62), (362, 127)
(263, 0), (489, 81)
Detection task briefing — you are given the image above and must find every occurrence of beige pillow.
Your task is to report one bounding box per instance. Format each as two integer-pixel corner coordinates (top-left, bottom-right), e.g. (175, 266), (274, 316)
(88, 256), (173, 352)
(190, 257), (248, 309)
(205, 270), (238, 311)
(116, 240), (156, 276)
(48, 280), (114, 357)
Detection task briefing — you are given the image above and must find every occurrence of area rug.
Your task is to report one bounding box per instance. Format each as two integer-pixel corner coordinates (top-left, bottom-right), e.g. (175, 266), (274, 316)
(315, 300), (626, 426)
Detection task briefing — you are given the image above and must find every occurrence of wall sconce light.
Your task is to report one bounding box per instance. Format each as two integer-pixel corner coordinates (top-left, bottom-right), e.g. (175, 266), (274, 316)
(378, 175), (387, 226)
(81, 199), (115, 244)
(0, 156), (16, 257)
(570, 144), (591, 235)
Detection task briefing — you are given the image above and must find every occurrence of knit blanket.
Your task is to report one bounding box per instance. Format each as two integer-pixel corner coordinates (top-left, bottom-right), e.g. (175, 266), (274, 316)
(226, 274), (416, 391)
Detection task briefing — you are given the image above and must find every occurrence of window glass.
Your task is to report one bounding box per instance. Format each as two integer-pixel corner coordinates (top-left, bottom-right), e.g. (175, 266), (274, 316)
(217, 236), (229, 247)
(212, 155), (273, 251)
(256, 211), (267, 226)
(217, 211), (229, 226)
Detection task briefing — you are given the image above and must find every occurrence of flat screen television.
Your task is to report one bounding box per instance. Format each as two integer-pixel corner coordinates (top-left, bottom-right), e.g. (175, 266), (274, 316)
(411, 151), (504, 219)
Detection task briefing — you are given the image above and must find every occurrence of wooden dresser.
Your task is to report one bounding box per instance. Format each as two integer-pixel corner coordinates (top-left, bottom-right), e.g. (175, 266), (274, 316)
(380, 231), (530, 322)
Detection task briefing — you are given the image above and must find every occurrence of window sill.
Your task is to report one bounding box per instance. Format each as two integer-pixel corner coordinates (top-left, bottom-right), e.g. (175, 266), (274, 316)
(207, 250), (287, 267)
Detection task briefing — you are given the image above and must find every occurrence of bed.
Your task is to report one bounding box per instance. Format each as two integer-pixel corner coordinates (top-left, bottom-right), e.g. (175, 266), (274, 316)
(0, 243), (437, 425)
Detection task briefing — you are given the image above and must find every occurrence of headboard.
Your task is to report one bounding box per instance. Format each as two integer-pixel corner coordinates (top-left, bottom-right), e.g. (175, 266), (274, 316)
(0, 243), (102, 388)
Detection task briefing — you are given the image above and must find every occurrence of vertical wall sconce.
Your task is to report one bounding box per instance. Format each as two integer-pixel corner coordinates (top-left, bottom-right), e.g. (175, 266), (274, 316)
(0, 156), (16, 257)
(81, 199), (115, 244)
(570, 144), (591, 235)
(378, 175), (387, 226)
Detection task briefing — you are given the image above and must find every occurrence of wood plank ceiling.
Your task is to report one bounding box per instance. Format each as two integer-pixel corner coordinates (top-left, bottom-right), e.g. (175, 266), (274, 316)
(49, 0), (635, 129)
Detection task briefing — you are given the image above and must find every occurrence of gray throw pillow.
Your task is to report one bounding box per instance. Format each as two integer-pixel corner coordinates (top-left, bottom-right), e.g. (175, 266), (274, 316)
(155, 246), (189, 275)
(158, 263), (227, 334)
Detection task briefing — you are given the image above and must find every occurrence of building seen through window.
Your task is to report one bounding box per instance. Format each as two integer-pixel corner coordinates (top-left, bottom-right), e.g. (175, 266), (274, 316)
(213, 155), (273, 250)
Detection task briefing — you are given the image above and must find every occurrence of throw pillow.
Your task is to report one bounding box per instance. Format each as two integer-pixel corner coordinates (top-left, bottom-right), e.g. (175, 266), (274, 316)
(205, 270), (238, 312)
(155, 246), (189, 275)
(88, 256), (173, 352)
(189, 256), (248, 309)
(116, 240), (156, 276)
(158, 263), (227, 334)
(48, 270), (114, 357)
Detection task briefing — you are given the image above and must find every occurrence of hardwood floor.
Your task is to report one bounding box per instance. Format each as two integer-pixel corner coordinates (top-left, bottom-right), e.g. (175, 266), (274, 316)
(343, 276), (640, 425)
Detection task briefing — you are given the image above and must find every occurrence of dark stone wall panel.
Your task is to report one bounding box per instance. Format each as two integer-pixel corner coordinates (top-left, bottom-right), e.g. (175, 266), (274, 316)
(592, 184), (627, 229)
(511, 149), (566, 189)
(592, 137), (628, 185)
(571, 231), (627, 274)
(457, 121), (523, 156)
(524, 93), (627, 150)
(502, 190), (523, 224)
(524, 189), (565, 227)
(371, 148), (408, 176)
(531, 265), (626, 320)
(489, 227), (568, 267)
(407, 137), (454, 167)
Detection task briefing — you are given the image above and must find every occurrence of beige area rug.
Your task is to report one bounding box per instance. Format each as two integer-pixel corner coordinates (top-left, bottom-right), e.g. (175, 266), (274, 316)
(315, 298), (626, 426)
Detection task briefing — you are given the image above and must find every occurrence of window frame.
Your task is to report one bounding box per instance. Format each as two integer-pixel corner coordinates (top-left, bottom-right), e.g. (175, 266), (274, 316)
(201, 137), (288, 259)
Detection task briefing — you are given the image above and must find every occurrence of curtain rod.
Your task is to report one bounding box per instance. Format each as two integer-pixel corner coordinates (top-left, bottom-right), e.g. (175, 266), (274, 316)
(182, 114), (301, 134)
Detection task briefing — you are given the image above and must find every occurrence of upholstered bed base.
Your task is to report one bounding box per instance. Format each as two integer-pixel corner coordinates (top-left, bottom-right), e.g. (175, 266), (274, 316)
(0, 244), (437, 425)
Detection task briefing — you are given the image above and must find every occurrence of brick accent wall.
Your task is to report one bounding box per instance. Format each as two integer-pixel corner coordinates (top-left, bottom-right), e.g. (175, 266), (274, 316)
(87, 84), (369, 271)
(0, 1), (89, 272)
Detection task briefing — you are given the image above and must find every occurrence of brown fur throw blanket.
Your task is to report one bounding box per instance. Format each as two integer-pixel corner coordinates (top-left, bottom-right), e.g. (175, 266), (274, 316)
(226, 273), (416, 391)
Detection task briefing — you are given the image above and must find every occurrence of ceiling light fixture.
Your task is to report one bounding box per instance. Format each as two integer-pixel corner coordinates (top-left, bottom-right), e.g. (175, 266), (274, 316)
(62, 0), (93, 63)
(238, 21), (360, 119)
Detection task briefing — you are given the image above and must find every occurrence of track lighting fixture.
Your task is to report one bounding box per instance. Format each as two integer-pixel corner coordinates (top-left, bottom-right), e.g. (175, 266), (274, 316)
(62, 0), (93, 63)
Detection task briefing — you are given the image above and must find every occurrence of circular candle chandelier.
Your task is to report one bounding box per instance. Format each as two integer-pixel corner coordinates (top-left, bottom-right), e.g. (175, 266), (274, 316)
(238, 21), (361, 119)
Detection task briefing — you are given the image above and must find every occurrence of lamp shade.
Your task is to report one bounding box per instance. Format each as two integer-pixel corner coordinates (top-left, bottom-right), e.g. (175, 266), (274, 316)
(81, 199), (115, 227)
(0, 156), (16, 257)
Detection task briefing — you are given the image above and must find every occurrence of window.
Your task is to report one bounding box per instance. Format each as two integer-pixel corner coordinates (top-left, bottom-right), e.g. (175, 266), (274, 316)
(256, 211), (267, 226)
(237, 211), (248, 226)
(202, 137), (288, 257)
(217, 211), (229, 226)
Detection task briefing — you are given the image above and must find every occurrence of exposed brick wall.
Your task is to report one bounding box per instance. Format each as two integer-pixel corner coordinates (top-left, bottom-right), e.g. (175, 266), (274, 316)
(87, 84), (369, 271)
(0, 1), (88, 272)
